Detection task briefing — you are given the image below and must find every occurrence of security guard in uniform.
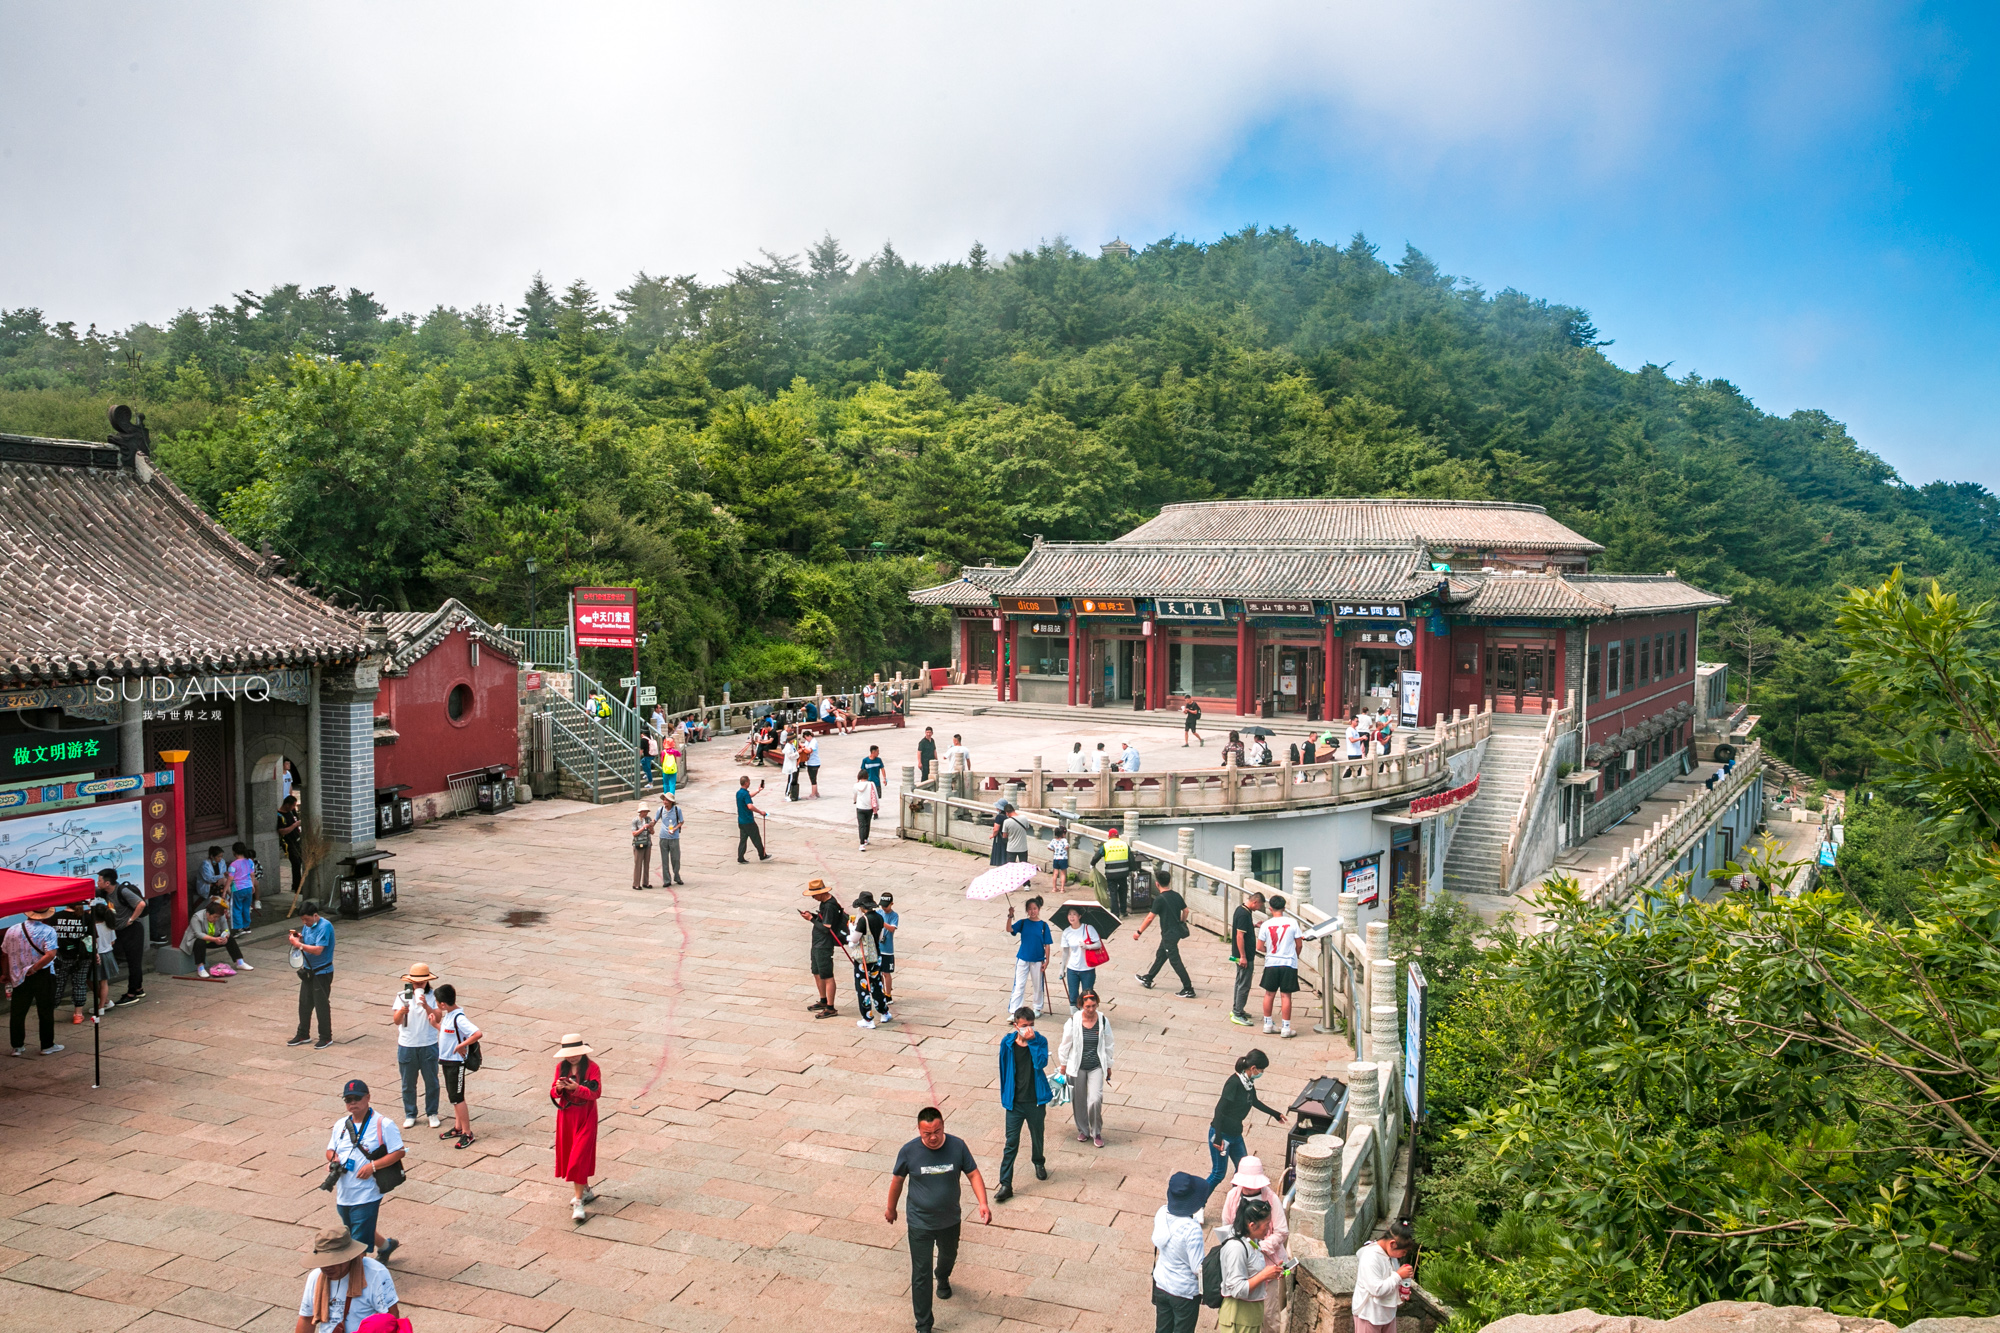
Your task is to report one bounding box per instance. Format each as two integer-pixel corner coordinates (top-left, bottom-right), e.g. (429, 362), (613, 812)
(1090, 826), (1135, 916)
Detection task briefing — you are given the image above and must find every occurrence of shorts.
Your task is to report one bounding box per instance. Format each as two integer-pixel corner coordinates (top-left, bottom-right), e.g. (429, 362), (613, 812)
(442, 1059), (467, 1105)
(1051, 859), (1069, 871)
(1261, 965), (1299, 994)
(811, 947), (835, 979)
(1185, 715), (1200, 730)
(877, 954), (895, 974)
(336, 1199), (382, 1249)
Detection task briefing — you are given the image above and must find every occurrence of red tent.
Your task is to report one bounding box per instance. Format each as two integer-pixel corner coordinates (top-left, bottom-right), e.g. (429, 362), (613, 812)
(0, 867), (98, 916)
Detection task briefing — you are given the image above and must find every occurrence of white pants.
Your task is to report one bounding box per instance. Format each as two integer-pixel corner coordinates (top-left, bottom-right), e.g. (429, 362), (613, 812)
(1009, 959), (1047, 1015)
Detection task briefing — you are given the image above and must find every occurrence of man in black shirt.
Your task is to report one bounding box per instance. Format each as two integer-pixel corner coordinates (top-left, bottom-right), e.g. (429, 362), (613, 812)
(886, 1106), (990, 1333)
(1229, 889), (1265, 1027)
(1132, 868), (1195, 997)
(804, 880), (843, 1018)
(275, 795), (305, 895)
(916, 727), (938, 783)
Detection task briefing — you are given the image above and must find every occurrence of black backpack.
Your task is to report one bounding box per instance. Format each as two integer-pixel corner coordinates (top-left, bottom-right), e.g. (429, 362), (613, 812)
(1199, 1235), (1244, 1309)
(451, 1011), (483, 1073)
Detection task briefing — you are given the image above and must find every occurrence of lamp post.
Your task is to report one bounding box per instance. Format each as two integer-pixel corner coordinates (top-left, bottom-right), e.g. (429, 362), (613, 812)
(526, 556), (539, 635)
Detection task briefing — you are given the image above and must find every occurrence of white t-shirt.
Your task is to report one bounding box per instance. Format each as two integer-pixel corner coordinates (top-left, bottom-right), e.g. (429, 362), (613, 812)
(298, 1256), (399, 1333)
(1091, 750), (1109, 773)
(944, 744), (971, 773)
(1259, 916), (1301, 968)
(438, 1007), (477, 1062)
(1060, 924), (1100, 972)
(392, 987), (439, 1048)
(807, 737), (821, 766)
(1066, 750), (1088, 773)
(326, 1111), (404, 1206)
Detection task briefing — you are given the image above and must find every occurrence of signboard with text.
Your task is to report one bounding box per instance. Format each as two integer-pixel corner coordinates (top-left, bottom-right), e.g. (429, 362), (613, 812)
(1, 726), (118, 784)
(1400, 670), (1423, 726)
(1342, 851), (1382, 907)
(1335, 602), (1406, 619)
(1406, 962), (1428, 1121)
(1074, 597), (1134, 616)
(1245, 599), (1313, 616)
(573, 587), (637, 648)
(1153, 598), (1227, 620)
(998, 596), (1059, 615)
(1027, 622), (1066, 636)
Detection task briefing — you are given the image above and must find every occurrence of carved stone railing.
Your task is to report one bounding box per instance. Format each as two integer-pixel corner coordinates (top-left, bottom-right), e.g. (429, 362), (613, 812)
(1580, 742), (1764, 905)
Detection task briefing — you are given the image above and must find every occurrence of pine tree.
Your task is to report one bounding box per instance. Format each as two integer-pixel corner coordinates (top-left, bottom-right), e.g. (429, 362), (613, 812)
(806, 233), (851, 285)
(510, 273), (558, 341)
(968, 241), (988, 273)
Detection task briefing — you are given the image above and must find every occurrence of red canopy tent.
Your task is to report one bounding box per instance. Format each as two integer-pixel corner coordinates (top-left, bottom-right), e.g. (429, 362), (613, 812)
(0, 867), (98, 916)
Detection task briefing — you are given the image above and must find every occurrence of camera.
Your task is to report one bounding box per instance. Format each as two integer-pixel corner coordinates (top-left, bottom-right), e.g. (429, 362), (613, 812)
(318, 1161), (346, 1192)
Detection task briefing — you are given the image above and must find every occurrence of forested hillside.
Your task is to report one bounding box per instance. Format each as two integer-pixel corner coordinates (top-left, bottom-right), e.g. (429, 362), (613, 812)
(6, 228), (1996, 777)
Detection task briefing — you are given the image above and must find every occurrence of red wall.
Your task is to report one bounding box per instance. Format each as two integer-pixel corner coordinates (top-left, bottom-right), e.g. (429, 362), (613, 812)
(374, 627), (520, 796)
(1584, 614), (1696, 744)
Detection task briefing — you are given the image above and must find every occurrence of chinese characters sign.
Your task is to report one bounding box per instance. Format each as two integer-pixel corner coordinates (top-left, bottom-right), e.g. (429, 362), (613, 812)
(1244, 599), (1313, 616)
(1153, 598), (1227, 620)
(2, 727), (118, 783)
(573, 587), (637, 648)
(1335, 602), (1406, 619)
(1074, 597), (1134, 616)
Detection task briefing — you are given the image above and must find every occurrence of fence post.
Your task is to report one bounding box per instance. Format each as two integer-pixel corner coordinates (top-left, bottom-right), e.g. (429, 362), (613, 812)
(1177, 826), (1195, 861)
(1233, 845), (1253, 885)
(1290, 1137), (1337, 1253)
(1346, 1062), (1380, 1193)
(1032, 756), (1044, 810)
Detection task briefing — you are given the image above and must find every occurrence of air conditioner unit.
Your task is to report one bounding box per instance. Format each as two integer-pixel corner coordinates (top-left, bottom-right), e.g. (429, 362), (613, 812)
(1624, 749), (1637, 770)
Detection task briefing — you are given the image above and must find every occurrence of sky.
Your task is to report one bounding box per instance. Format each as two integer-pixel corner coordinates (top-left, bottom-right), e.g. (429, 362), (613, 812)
(2, 1), (1995, 487)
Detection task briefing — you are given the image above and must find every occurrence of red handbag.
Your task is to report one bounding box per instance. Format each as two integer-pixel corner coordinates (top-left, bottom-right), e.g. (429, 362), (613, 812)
(1083, 928), (1111, 969)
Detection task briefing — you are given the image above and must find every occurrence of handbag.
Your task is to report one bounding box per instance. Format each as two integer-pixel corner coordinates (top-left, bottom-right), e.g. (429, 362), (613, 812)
(345, 1113), (405, 1194)
(1083, 927), (1111, 970)
(291, 946), (309, 977)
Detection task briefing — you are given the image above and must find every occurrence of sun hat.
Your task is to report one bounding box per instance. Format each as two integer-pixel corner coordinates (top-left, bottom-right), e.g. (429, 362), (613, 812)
(340, 1078), (369, 1100)
(1231, 1156), (1272, 1192)
(402, 963), (437, 984)
(1166, 1171), (1207, 1219)
(853, 890), (877, 909)
(803, 879), (831, 899)
(25, 905), (57, 920)
(556, 1033), (593, 1058)
(302, 1226), (367, 1270)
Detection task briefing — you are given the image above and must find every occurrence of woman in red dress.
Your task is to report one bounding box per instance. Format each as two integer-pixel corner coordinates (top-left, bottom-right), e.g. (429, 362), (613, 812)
(550, 1033), (601, 1222)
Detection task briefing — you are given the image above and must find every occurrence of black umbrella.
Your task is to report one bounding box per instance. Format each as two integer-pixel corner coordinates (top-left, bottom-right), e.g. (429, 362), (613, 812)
(1055, 900), (1120, 937)
(1241, 725), (1277, 737)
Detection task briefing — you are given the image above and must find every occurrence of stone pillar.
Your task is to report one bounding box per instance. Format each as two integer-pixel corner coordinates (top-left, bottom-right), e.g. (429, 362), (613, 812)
(1367, 921), (1395, 1011)
(1291, 865), (1311, 910)
(1338, 890), (1359, 937)
(118, 691), (144, 777)
(1345, 1062), (1380, 1188)
(1290, 1137), (1338, 1251)
(1233, 844), (1253, 883)
(317, 657), (381, 895)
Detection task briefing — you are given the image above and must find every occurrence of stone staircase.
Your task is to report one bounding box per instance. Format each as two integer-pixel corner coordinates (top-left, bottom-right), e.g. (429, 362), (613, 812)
(1441, 716), (1552, 897)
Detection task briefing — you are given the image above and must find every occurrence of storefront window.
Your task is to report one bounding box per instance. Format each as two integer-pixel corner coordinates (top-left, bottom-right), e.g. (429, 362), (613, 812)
(1170, 640), (1238, 697)
(1019, 635), (1068, 677)
(1607, 642), (1621, 696)
(1587, 645), (1600, 701)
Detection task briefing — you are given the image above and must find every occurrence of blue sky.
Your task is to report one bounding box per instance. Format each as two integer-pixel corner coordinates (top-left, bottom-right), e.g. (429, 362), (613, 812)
(2, 2), (1993, 487)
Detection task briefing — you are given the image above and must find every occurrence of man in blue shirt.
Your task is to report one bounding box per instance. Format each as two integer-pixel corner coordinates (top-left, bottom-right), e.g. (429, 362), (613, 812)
(993, 1008), (1051, 1202)
(6, 906), (63, 1056)
(1004, 897), (1052, 1016)
(288, 900), (337, 1049)
(735, 776), (771, 863)
(861, 745), (886, 795)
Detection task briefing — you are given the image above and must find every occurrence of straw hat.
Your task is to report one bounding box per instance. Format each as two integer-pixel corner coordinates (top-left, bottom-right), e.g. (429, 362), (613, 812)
(1231, 1156), (1271, 1191)
(302, 1226), (367, 1270)
(556, 1033), (593, 1058)
(25, 906), (57, 920)
(802, 879), (831, 899)
(402, 963), (437, 984)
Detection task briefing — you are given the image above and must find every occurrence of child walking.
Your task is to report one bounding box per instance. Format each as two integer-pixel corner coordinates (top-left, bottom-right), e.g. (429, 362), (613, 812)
(877, 893), (899, 1004)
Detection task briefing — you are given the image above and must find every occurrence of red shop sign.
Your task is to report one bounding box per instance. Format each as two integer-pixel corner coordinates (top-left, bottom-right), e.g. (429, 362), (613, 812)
(573, 586), (637, 648)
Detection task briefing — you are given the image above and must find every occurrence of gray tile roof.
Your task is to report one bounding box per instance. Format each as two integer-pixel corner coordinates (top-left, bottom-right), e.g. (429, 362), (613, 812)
(1445, 571), (1727, 618)
(908, 565), (1019, 607)
(998, 542), (1445, 600)
(380, 599), (521, 675)
(1563, 574), (1729, 616)
(1115, 498), (1603, 554)
(0, 435), (375, 684)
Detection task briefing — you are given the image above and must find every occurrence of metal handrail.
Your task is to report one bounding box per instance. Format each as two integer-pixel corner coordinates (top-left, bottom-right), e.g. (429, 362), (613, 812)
(547, 709), (604, 804)
(546, 692), (640, 794)
(495, 626), (573, 669)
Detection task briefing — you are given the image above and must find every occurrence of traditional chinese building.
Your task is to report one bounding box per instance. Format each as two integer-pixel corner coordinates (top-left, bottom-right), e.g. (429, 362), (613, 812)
(374, 600), (523, 825)
(0, 425), (382, 931)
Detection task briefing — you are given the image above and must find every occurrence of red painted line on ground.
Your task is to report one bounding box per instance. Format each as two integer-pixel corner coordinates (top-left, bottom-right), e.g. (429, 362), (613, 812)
(631, 876), (692, 1103)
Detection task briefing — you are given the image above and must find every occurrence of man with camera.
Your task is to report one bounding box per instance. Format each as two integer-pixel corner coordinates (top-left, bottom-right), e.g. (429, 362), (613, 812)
(321, 1078), (405, 1264)
(391, 964), (442, 1129)
(287, 901), (336, 1048)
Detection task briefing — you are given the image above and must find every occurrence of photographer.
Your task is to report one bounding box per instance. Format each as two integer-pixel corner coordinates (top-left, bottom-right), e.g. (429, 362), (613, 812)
(322, 1079), (404, 1263)
(390, 964), (441, 1129)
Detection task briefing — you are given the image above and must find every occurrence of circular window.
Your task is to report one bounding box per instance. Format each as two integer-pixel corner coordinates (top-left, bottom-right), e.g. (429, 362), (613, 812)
(447, 684), (474, 722)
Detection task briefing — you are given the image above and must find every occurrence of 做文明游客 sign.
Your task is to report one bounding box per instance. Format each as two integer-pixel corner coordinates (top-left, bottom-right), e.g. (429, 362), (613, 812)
(2, 727), (119, 783)
(1153, 599), (1227, 620)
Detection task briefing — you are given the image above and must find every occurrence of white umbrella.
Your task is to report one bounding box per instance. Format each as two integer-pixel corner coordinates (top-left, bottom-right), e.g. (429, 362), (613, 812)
(967, 862), (1038, 901)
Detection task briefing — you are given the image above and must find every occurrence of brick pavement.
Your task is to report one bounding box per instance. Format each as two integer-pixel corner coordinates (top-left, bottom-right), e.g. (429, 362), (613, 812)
(0, 757), (1354, 1333)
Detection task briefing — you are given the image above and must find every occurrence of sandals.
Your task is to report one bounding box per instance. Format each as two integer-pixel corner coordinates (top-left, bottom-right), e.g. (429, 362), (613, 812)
(440, 1127), (464, 1139)
(454, 1134), (475, 1149)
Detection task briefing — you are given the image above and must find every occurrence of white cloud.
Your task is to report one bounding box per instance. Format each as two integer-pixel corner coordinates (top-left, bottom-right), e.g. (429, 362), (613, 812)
(0, 0), (1898, 327)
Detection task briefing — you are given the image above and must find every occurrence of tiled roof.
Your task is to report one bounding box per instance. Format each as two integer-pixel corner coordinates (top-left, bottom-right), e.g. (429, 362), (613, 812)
(908, 565), (1019, 607)
(0, 435), (375, 684)
(1115, 498), (1602, 554)
(1444, 571), (1727, 618)
(999, 542), (1445, 600)
(380, 599), (521, 675)
(1565, 574), (1729, 615)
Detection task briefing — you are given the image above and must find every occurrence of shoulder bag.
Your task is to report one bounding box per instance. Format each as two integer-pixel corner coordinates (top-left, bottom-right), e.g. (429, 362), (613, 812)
(345, 1113), (405, 1194)
(1082, 926), (1111, 970)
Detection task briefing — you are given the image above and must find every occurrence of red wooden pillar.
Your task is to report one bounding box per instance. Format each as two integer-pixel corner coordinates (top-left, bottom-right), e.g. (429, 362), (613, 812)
(1424, 622), (1451, 726)
(1143, 617), (1158, 709)
(1235, 615), (1252, 717)
(958, 617), (971, 683)
(1322, 617), (1337, 723)
(1067, 614), (1080, 707)
(995, 617), (1008, 701)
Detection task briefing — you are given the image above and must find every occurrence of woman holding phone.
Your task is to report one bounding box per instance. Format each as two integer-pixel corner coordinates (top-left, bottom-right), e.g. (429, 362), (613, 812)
(550, 1034), (602, 1223)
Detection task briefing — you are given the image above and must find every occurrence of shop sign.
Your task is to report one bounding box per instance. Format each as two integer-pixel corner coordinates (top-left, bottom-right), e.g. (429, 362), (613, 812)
(1342, 851), (1382, 907)
(1245, 599), (1313, 616)
(1393, 627), (1415, 647)
(1400, 669), (1423, 726)
(573, 586), (636, 648)
(1027, 622), (1066, 635)
(1154, 598), (1227, 620)
(998, 596), (1058, 615)
(65, 670), (314, 721)
(1074, 597), (1134, 616)
(2, 726), (119, 783)
(1335, 602), (1406, 619)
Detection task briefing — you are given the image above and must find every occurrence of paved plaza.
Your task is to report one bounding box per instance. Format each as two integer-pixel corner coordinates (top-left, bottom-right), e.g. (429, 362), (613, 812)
(0, 717), (1354, 1333)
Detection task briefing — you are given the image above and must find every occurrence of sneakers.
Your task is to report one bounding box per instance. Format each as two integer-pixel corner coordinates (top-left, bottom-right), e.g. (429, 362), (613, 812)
(197, 966), (210, 978)
(857, 1018), (875, 1029)
(402, 1117), (416, 1128)
(71, 1012), (84, 1024)
(237, 961), (253, 971)
(42, 1045), (64, 1055)
(879, 1011), (892, 1022)
(1134, 974), (1155, 989)
(1092, 1135), (1103, 1148)
(572, 1199), (587, 1223)
(114, 994), (142, 1006)
(936, 1276), (953, 1300)
(1175, 988), (1197, 999)
(1230, 1012), (1253, 1027)
(429, 1115), (440, 1128)
(313, 1039), (333, 1049)
(1281, 1023), (1295, 1039)
(9, 1048), (22, 1057)
(1263, 1018), (1276, 1034)
(375, 1238), (399, 1264)
(581, 1186), (598, 1204)
(286, 1035), (312, 1046)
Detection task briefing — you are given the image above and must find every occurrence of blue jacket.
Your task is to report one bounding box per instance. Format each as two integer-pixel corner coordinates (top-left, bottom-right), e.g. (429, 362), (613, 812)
(997, 1030), (1052, 1108)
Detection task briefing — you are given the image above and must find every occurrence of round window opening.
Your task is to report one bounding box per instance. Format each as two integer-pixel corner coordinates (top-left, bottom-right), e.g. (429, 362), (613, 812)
(447, 684), (474, 722)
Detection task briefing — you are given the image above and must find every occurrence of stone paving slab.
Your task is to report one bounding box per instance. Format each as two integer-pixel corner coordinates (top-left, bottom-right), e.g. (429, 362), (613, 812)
(0, 749), (1353, 1332)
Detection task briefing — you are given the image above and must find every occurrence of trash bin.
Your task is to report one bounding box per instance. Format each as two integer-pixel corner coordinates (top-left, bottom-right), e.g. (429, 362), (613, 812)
(374, 784), (412, 836)
(336, 851), (398, 919)
(485, 765), (514, 812)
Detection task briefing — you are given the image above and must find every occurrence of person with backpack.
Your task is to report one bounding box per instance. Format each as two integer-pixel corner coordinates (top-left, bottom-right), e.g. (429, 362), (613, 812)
(432, 984), (481, 1149)
(847, 890), (892, 1028)
(1150, 1171), (1210, 1333)
(1212, 1196), (1285, 1333)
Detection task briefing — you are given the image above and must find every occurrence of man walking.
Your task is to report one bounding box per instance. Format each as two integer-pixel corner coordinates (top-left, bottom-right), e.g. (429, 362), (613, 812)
(287, 900), (336, 1048)
(1258, 894), (1302, 1039)
(6, 906), (63, 1057)
(103, 868), (147, 1006)
(656, 793), (685, 886)
(1182, 698), (1204, 747)
(735, 776), (771, 862)
(324, 1078), (404, 1262)
(917, 727), (938, 783)
(391, 963), (441, 1129)
(994, 1008), (1051, 1202)
(804, 879), (843, 1018)
(1133, 867), (1195, 997)
(1152, 1172), (1212, 1333)
(1004, 896), (1052, 1016)
(862, 744), (886, 797)
(1230, 889), (1265, 1027)
(1090, 827), (1135, 915)
(886, 1107), (990, 1333)
(1001, 803), (1030, 864)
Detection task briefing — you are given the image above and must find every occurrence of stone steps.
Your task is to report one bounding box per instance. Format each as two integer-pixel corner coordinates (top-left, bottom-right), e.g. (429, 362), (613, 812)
(1440, 731), (1551, 896)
